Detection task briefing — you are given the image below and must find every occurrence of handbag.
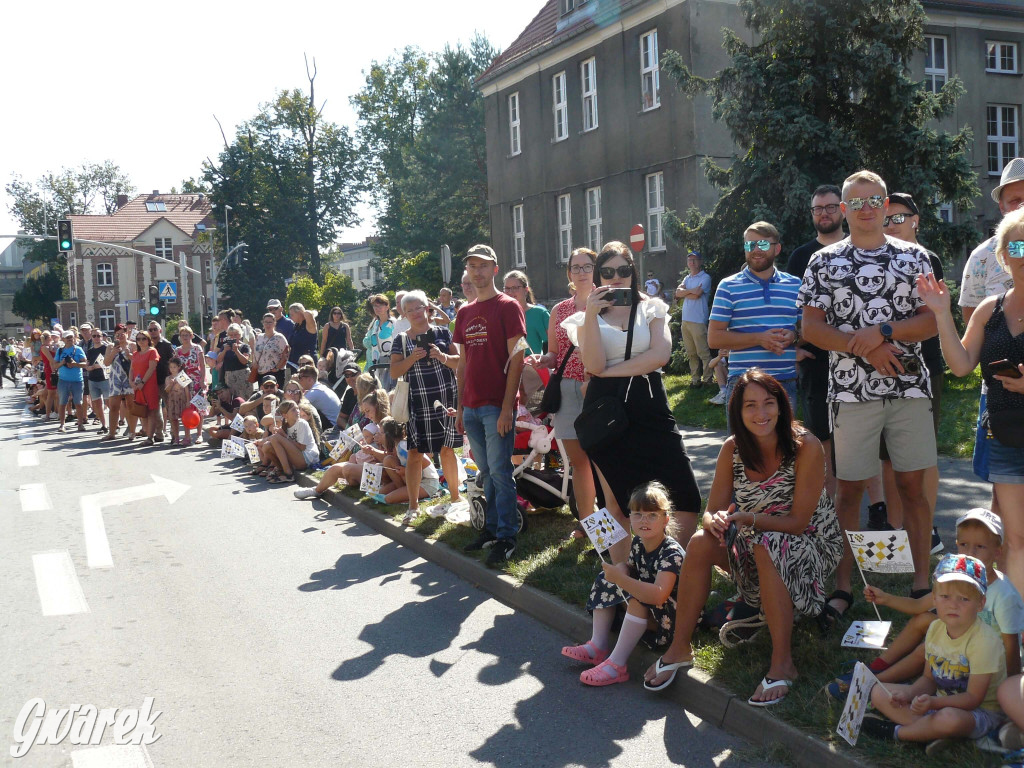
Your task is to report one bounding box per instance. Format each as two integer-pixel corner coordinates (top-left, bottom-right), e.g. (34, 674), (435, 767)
(392, 379), (411, 423)
(987, 408), (1024, 448)
(574, 303), (638, 454)
(129, 392), (148, 418)
(537, 344), (575, 415)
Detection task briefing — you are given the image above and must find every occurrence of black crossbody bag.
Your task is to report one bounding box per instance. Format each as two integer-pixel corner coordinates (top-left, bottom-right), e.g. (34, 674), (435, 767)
(538, 343), (576, 415)
(574, 302), (638, 453)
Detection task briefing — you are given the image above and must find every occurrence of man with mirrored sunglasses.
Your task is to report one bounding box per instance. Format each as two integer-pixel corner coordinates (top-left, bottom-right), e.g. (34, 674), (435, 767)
(708, 221), (801, 431)
(799, 170), (938, 617)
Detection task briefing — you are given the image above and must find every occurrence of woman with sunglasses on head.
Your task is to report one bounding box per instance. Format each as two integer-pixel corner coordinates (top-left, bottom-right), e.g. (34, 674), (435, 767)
(919, 207), (1024, 596)
(320, 306), (353, 359)
(527, 248), (599, 538)
(562, 242), (702, 561)
(129, 330), (161, 445)
(363, 294), (396, 391)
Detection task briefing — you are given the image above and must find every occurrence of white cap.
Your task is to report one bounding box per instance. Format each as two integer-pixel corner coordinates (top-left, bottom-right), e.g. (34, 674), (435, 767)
(956, 508), (1003, 542)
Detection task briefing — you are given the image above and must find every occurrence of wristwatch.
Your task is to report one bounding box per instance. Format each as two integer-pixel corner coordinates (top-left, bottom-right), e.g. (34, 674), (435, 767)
(879, 323), (894, 343)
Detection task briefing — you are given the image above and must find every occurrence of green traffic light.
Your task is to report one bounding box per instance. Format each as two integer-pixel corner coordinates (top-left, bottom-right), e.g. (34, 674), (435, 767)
(60, 239), (71, 250)
(149, 306), (160, 316)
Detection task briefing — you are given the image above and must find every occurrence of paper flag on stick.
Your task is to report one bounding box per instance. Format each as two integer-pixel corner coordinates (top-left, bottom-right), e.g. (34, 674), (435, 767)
(837, 662), (879, 746)
(219, 441), (233, 459)
(846, 530), (915, 574)
(581, 508), (629, 555)
(841, 620), (891, 650)
(245, 442), (261, 464)
(230, 413), (246, 433)
(360, 462), (384, 495)
(339, 424), (363, 453)
(175, 371), (191, 388)
(190, 394), (209, 413)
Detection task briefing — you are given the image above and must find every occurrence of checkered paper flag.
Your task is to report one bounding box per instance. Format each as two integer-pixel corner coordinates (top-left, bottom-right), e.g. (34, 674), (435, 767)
(837, 662), (879, 746)
(841, 620), (891, 650)
(581, 508), (629, 556)
(846, 530), (914, 574)
(359, 462), (384, 496)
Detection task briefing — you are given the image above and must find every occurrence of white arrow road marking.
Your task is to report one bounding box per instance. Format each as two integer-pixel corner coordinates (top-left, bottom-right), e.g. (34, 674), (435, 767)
(71, 744), (154, 768)
(18, 450), (39, 467)
(32, 551), (90, 616)
(19, 483), (51, 511)
(81, 475), (191, 569)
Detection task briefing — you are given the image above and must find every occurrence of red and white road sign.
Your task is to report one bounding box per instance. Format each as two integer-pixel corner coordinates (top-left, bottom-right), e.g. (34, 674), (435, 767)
(629, 224), (645, 252)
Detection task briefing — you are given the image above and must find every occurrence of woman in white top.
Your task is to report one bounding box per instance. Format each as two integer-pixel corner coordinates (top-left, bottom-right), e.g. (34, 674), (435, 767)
(264, 400), (319, 483)
(563, 242), (701, 559)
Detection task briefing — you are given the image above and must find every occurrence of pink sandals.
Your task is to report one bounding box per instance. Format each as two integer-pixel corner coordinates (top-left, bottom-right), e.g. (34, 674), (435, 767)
(561, 642), (609, 665)
(580, 659), (629, 687)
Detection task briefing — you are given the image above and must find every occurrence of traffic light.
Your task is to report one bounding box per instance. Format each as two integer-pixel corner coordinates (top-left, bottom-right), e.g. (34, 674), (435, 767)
(148, 285), (163, 319)
(57, 220), (73, 252)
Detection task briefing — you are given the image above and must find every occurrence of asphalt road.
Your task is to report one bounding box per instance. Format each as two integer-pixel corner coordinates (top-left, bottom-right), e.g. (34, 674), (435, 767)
(0, 386), (778, 768)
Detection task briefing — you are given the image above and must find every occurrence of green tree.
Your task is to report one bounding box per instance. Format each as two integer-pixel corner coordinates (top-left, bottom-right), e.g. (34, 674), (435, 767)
(207, 58), (364, 312)
(285, 276), (323, 313)
(5, 161), (134, 266)
(352, 36), (496, 288)
(320, 270), (359, 317)
(12, 267), (64, 322)
(663, 0), (979, 278)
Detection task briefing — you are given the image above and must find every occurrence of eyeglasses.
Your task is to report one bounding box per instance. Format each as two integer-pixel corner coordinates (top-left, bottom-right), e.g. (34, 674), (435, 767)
(743, 240), (776, 252)
(406, 304), (427, 313)
(599, 265), (633, 279)
(1008, 241), (1024, 259)
(845, 195), (885, 211)
(883, 213), (908, 226)
(91, 334), (101, 338)
(285, 388), (301, 394)
(629, 511), (664, 522)
(810, 204), (841, 216)
(503, 285), (524, 293)
(569, 263), (594, 274)
(343, 372), (357, 378)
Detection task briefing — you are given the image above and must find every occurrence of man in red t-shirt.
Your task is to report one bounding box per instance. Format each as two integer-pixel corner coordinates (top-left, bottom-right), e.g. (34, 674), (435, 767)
(454, 244), (527, 566)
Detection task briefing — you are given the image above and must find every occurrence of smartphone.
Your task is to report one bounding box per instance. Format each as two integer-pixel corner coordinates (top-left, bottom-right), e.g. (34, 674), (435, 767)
(724, 520), (739, 551)
(608, 288), (633, 306)
(895, 355), (921, 376)
(988, 359), (1023, 379)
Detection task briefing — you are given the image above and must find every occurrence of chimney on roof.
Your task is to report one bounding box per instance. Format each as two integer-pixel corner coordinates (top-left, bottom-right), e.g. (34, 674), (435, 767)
(116, 194), (128, 209)
(198, 193), (205, 201)
(152, 189), (160, 196)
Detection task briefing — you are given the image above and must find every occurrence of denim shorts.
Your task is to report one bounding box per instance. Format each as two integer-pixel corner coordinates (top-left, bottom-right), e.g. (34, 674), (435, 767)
(88, 379), (110, 399)
(988, 436), (1024, 484)
(56, 378), (84, 406)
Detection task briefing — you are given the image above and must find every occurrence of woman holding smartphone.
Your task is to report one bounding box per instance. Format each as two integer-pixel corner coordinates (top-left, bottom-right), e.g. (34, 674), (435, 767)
(561, 241), (701, 561)
(918, 206), (1024, 595)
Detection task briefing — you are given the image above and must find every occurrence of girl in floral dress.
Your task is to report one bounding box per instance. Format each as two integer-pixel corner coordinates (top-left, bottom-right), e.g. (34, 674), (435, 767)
(562, 481), (685, 687)
(164, 357), (192, 445)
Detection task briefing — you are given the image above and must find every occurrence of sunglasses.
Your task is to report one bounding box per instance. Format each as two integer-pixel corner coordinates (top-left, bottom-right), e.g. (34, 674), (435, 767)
(569, 263), (594, 274)
(743, 240), (776, 252)
(810, 203), (841, 215)
(91, 334), (101, 338)
(845, 195), (885, 211)
(598, 265), (633, 279)
(1008, 241), (1024, 259)
(883, 214), (909, 226)
(343, 372), (357, 378)
(332, 311), (342, 315)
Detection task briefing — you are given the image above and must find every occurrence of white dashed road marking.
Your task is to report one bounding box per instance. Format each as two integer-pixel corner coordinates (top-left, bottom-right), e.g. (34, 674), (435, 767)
(32, 551), (90, 616)
(71, 745), (155, 768)
(19, 483), (51, 511)
(18, 450), (39, 467)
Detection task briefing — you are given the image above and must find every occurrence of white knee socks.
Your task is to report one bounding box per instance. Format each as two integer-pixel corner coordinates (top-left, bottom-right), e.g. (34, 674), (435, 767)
(590, 607), (614, 650)
(608, 612), (648, 667)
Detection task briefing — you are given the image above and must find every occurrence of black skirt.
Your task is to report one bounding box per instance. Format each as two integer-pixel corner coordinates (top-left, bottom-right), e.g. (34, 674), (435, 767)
(583, 371), (701, 514)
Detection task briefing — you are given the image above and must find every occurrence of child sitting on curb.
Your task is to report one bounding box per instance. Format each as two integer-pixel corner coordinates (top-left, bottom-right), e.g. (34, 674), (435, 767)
(829, 508), (1024, 700)
(863, 554), (1007, 756)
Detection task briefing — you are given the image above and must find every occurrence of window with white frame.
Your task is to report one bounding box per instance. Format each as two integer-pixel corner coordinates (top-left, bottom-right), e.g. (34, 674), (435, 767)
(986, 41), (1019, 74)
(204, 259), (212, 282)
(988, 104), (1019, 175)
(641, 30), (660, 110)
(646, 172), (666, 251)
(358, 265), (372, 282)
(937, 202), (954, 223)
(69, 311), (77, 327)
(155, 237), (172, 260)
(512, 204), (525, 266)
(145, 202), (167, 212)
(552, 72), (568, 141)
(508, 92), (521, 156)
(586, 187), (602, 252)
(344, 268), (355, 280)
(96, 262), (113, 287)
(558, 194), (572, 262)
(99, 309), (115, 332)
(924, 35), (947, 93)
(581, 58), (598, 131)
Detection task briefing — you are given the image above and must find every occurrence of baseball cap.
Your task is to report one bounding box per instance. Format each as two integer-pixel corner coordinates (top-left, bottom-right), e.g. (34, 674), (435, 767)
(259, 375), (278, 387)
(61, 330), (74, 338)
(341, 363), (361, 378)
(465, 244), (497, 262)
(267, 299), (283, 309)
(887, 192), (919, 216)
(956, 508), (1003, 542)
(933, 554), (987, 596)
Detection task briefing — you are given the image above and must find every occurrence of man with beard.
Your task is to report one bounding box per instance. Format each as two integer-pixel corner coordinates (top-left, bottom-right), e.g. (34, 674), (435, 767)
(788, 185), (846, 500)
(708, 221), (801, 432)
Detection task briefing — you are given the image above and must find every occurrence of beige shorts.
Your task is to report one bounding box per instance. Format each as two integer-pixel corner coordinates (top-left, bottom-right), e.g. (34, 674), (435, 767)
(833, 398), (937, 481)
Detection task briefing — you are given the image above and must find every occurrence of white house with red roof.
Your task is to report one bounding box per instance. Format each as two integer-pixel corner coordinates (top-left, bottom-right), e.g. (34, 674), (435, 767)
(59, 192), (214, 330)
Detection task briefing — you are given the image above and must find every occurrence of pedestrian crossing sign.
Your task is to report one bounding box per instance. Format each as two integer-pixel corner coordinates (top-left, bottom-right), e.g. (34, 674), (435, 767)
(158, 281), (177, 301)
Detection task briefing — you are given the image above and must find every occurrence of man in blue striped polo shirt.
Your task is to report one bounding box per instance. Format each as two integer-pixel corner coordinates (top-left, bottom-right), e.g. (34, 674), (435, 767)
(708, 221), (801, 431)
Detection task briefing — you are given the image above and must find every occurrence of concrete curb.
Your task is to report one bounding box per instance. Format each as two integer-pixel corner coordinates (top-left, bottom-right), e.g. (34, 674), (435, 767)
(295, 473), (874, 768)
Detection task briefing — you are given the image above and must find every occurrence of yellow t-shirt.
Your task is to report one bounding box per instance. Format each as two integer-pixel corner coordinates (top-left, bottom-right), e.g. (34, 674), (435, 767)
(925, 617), (1006, 712)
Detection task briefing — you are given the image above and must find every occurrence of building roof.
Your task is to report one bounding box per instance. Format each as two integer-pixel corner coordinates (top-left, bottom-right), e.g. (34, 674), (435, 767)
(477, 0), (647, 86)
(68, 193), (213, 243)
(924, 0), (1024, 17)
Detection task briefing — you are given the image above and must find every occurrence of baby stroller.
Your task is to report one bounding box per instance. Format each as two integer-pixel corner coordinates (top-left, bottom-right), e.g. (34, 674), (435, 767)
(468, 420), (575, 534)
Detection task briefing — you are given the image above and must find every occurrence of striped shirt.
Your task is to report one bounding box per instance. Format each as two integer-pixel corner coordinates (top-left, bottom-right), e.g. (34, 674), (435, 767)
(710, 266), (801, 380)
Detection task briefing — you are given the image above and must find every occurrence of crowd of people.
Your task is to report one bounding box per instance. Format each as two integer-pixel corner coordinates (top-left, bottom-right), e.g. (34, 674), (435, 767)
(7, 159), (1024, 763)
